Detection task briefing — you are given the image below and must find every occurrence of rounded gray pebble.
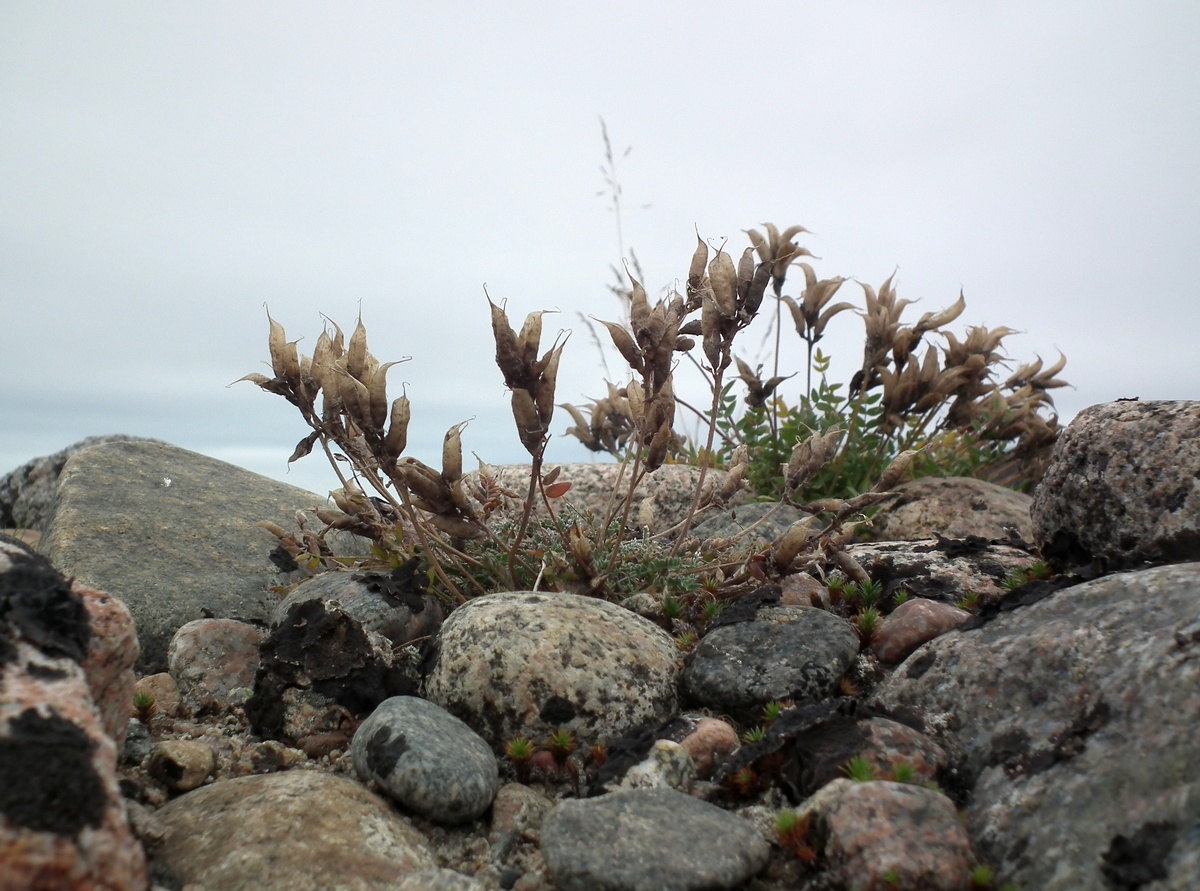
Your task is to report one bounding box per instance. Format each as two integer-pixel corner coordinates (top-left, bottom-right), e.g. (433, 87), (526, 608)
(352, 696), (499, 824)
(541, 787), (770, 891)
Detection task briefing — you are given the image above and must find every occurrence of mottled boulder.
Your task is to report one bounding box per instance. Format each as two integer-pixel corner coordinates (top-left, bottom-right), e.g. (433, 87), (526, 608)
(541, 787), (770, 891)
(873, 562), (1200, 890)
(424, 591), (680, 751)
(168, 618), (264, 716)
(682, 597), (859, 721)
(868, 476), (1033, 543)
(352, 696), (499, 824)
(799, 778), (974, 891)
(1032, 400), (1200, 568)
(0, 542), (146, 890)
(155, 770), (435, 890)
(41, 439), (341, 671)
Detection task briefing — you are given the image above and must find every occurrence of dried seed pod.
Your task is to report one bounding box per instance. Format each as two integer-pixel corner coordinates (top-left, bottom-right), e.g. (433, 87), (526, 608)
(645, 421), (673, 471)
(266, 312), (301, 383)
(625, 379), (646, 424)
(488, 297), (526, 388)
(510, 387), (545, 454)
(402, 461), (453, 513)
(744, 260), (772, 316)
(785, 428), (842, 494)
(736, 247), (756, 300)
(628, 275), (650, 333)
(771, 517), (819, 570)
(338, 371), (373, 431)
(383, 393), (411, 458)
(517, 311), (544, 369)
(708, 250), (738, 318)
(535, 343), (564, 427)
(687, 235), (709, 290)
(442, 422), (466, 482)
(873, 449), (918, 493)
(428, 514), (482, 539)
(365, 361), (402, 431)
(347, 317), (369, 382)
(598, 319), (643, 372)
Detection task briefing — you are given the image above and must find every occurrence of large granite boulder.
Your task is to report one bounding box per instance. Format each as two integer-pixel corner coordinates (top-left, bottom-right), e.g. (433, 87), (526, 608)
(1032, 400), (1200, 568)
(873, 561), (1200, 889)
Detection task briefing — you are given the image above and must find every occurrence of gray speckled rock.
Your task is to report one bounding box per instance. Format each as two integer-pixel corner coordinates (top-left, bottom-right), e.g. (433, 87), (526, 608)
(40, 440), (339, 671)
(423, 591), (680, 751)
(1032, 400), (1200, 568)
(682, 605), (858, 719)
(352, 696), (499, 824)
(541, 787), (770, 891)
(868, 476), (1033, 543)
(873, 562), (1200, 890)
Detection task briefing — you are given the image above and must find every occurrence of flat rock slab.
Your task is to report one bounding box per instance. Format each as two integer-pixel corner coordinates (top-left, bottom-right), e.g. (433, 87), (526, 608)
(541, 787), (770, 891)
(42, 440), (333, 672)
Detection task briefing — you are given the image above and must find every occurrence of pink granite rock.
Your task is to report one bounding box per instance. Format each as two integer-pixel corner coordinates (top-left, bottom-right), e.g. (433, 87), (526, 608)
(167, 618), (265, 715)
(871, 597), (971, 665)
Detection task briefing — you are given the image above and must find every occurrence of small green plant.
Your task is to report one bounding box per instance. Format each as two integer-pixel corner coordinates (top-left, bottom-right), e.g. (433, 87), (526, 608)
(957, 591), (982, 611)
(546, 728), (576, 768)
(131, 690), (156, 722)
(969, 864), (997, 888)
(775, 809), (818, 864)
(1027, 559), (1051, 580)
(742, 725), (768, 744)
(850, 579), (883, 608)
(504, 737), (536, 783)
(1001, 569), (1029, 591)
(841, 755), (880, 782)
(760, 700), (786, 727)
(674, 630), (697, 652)
(882, 869), (901, 886)
(661, 593), (685, 620)
(889, 761), (918, 784)
(854, 607), (882, 643)
(892, 589), (910, 607)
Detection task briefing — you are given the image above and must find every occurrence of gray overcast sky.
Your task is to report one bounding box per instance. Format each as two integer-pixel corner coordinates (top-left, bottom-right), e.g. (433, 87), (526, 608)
(3, 2), (1198, 496)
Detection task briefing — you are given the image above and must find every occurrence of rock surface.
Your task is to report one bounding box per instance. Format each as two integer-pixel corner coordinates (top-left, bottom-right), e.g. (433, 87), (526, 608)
(682, 600), (860, 720)
(41, 439), (336, 671)
(0, 539), (147, 891)
(352, 695), (500, 823)
(1032, 399), (1200, 567)
(868, 475), (1034, 543)
(155, 770), (435, 890)
(874, 560), (1200, 890)
(540, 787), (770, 891)
(424, 591), (680, 750)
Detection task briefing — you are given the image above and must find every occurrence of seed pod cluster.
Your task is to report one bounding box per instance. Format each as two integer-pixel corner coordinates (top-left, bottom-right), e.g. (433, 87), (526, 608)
(488, 297), (568, 457)
(690, 243), (771, 375)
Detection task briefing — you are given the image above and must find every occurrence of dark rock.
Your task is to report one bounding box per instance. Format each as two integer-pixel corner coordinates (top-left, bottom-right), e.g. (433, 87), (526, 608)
(352, 695), (499, 823)
(682, 604), (859, 721)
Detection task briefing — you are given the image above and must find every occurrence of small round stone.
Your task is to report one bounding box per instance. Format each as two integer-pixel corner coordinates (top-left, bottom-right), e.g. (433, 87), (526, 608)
(352, 696), (499, 824)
